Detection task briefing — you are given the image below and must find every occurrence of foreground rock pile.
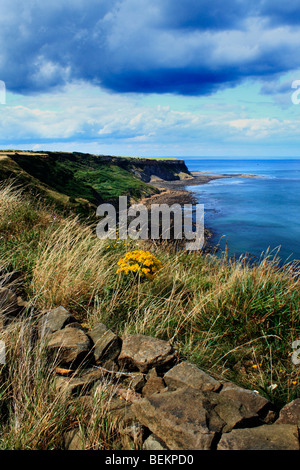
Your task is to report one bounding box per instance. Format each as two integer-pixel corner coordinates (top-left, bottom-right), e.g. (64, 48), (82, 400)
(1, 283), (300, 450)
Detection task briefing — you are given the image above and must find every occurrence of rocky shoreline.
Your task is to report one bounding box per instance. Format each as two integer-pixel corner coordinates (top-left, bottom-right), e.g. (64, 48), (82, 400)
(149, 170), (261, 201)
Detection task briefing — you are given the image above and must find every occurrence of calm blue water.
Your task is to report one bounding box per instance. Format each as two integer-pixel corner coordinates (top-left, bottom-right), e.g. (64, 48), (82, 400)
(183, 158), (300, 263)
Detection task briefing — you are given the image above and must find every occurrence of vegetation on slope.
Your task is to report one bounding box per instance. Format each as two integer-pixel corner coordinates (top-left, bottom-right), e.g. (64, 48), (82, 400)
(0, 182), (299, 446)
(0, 151), (162, 219)
(0, 148), (299, 448)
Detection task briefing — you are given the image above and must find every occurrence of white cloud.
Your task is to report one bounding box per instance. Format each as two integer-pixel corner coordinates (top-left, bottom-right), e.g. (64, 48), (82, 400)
(1, 78), (300, 156)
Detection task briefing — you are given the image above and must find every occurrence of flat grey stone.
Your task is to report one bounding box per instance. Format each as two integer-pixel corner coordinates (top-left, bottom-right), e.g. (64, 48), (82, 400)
(276, 399), (300, 425)
(39, 306), (76, 337)
(141, 376), (166, 397)
(132, 387), (222, 450)
(46, 327), (91, 366)
(219, 383), (271, 416)
(129, 373), (146, 392)
(132, 385), (263, 448)
(164, 361), (221, 392)
(55, 368), (105, 397)
(88, 323), (121, 364)
(218, 424), (300, 450)
(208, 392), (259, 433)
(118, 334), (177, 373)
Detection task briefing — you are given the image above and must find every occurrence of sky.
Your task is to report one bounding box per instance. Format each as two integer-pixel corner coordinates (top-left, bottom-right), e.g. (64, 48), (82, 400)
(1, 0), (300, 158)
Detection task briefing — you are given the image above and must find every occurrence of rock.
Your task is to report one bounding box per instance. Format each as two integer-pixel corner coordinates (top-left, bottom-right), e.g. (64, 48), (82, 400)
(276, 399), (300, 425)
(147, 368), (158, 379)
(143, 434), (169, 450)
(101, 358), (120, 373)
(39, 306), (76, 337)
(164, 361), (221, 392)
(0, 287), (21, 316)
(219, 383), (271, 417)
(132, 387), (222, 450)
(64, 322), (85, 330)
(142, 377), (166, 397)
(207, 392), (260, 433)
(88, 323), (122, 364)
(64, 429), (85, 450)
(132, 385), (263, 449)
(218, 424), (300, 450)
(55, 368), (105, 397)
(107, 396), (134, 415)
(118, 334), (177, 373)
(46, 327), (91, 366)
(76, 395), (93, 412)
(130, 373), (146, 392)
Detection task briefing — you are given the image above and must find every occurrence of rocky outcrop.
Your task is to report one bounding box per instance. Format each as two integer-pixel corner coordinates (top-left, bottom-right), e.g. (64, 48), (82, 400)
(219, 382), (271, 418)
(164, 361), (221, 392)
(217, 424), (299, 450)
(38, 307), (296, 450)
(132, 387), (218, 450)
(120, 158), (191, 183)
(39, 306), (76, 337)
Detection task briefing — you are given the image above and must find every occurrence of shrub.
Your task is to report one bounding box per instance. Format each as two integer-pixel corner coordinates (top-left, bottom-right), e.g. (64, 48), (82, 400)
(116, 250), (162, 280)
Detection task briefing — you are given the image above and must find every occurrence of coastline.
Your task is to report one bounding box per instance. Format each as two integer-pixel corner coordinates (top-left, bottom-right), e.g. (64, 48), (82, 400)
(149, 170), (262, 193)
(140, 171), (261, 251)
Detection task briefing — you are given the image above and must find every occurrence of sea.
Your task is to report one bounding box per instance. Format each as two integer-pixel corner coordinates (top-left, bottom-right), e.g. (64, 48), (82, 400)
(182, 158), (300, 264)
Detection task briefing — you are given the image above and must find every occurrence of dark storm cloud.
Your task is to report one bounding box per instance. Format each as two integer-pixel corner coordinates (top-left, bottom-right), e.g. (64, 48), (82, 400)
(260, 0), (300, 26)
(1, 0), (300, 96)
(156, 0), (257, 30)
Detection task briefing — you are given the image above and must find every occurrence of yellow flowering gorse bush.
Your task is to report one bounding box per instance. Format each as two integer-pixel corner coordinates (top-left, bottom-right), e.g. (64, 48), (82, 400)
(117, 250), (162, 279)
